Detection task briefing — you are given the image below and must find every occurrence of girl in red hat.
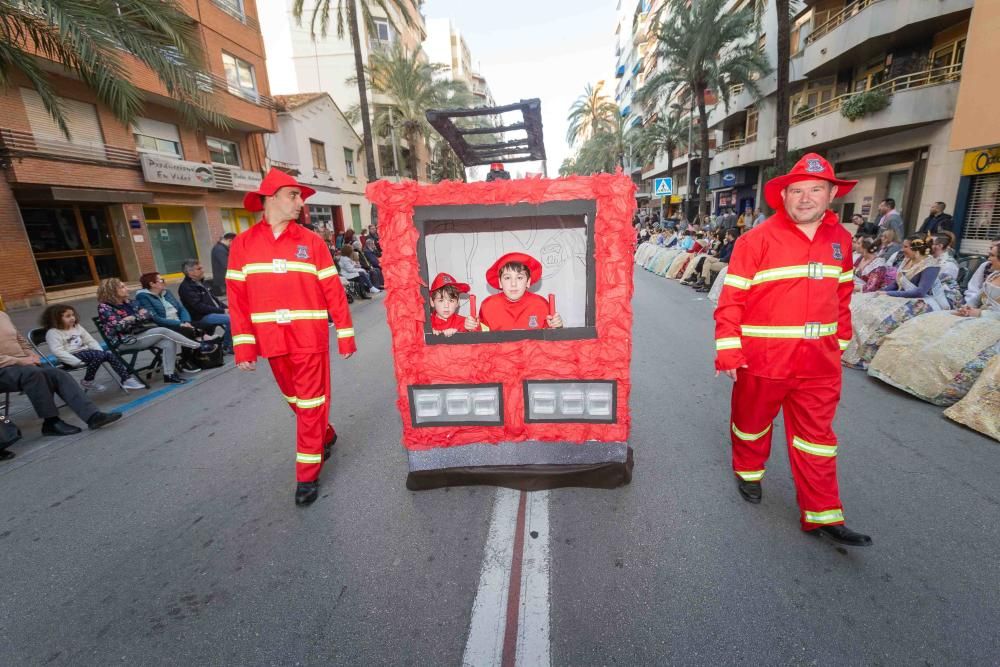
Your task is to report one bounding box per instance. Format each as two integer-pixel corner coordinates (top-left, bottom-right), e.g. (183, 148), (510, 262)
(428, 273), (480, 336)
(478, 253), (564, 331)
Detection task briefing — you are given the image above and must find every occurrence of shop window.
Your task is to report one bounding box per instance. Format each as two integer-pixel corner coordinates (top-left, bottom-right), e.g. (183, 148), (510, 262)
(222, 52), (258, 98)
(21, 206), (121, 290)
(311, 139), (328, 172)
(344, 147), (355, 177)
(207, 137), (241, 166)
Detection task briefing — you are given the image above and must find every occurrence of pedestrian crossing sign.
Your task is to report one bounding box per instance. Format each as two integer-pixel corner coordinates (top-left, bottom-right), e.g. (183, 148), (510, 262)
(653, 177), (673, 196)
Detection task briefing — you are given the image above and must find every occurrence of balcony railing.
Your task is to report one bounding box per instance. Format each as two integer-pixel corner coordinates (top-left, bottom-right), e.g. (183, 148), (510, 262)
(0, 128), (139, 167)
(716, 134), (757, 153)
(199, 70), (276, 110)
(805, 0), (881, 45)
(210, 0), (260, 31)
(790, 63), (962, 126)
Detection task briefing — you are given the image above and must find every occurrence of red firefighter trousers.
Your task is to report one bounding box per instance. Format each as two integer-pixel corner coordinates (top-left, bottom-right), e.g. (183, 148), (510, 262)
(268, 351), (334, 483)
(730, 370), (845, 530)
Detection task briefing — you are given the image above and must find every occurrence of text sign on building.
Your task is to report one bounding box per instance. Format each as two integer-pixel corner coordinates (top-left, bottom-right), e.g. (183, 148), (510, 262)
(229, 168), (263, 191)
(962, 147), (1000, 176)
(140, 154), (216, 188)
(653, 177), (673, 196)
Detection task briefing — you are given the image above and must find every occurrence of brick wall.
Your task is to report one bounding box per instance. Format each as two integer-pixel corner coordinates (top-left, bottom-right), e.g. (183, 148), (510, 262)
(0, 178), (44, 307)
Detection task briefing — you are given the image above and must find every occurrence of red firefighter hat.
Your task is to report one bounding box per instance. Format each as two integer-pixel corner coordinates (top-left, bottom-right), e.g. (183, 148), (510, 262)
(429, 272), (470, 294)
(486, 252), (543, 290)
(763, 153), (857, 210)
(242, 168), (317, 212)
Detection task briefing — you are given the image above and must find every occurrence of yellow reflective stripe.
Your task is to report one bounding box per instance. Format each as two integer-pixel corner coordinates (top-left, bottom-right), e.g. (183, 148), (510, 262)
(250, 310), (329, 323)
(226, 269), (246, 281)
(741, 323), (838, 338)
(241, 261), (319, 276)
(295, 396), (326, 409)
(838, 338), (850, 351)
(839, 270), (854, 283)
(732, 423), (771, 442)
(318, 265), (339, 280)
(792, 435), (838, 457)
(336, 327), (355, 339)
(715, 337), (742, 351)
(736, 470), (766, 482)
(232, 334), (256, 346)
(723, 273), (752, 290)
(282, 393), (296, 404)
(296, 452), (323, 464)
(804, 509), (844, 524)
(751, 264), (842, 285)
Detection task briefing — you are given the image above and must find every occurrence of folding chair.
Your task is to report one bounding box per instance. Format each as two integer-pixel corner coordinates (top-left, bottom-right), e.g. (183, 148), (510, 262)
(26, 327), (131, 394)
(91, 317), (163, 384)
(341, 276), (361, 302)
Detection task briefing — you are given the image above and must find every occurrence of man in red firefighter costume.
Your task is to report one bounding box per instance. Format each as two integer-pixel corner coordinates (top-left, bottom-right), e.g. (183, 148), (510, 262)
(714, 153), (872, 547)
(227, 168), (357, 507)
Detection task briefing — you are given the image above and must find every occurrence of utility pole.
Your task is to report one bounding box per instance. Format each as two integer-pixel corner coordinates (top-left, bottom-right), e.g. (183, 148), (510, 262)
(685, 90), (694, 221)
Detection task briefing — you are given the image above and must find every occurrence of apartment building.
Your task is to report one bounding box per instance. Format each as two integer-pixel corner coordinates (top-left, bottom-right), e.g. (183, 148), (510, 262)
(0, 0), (276, 309)
(267, 93), (371, 237)
(705, 0), (976, 248)
(425, 18), (496, 108)
(261, 0), (429, 181)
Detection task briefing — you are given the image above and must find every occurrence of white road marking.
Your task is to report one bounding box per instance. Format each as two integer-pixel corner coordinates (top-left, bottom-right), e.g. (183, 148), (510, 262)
(463, 488), (519, 667)
(516, 490), (551, 667)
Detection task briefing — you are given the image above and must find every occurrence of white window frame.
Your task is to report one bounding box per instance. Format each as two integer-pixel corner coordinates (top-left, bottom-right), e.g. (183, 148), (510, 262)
(207, 136), (241, 167)
(222, 52), (258, 100)
(344, 147), (355, 177)
(132, 117), (183, 158)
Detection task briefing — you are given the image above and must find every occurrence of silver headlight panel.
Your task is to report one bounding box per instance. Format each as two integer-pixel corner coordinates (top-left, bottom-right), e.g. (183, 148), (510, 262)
(409, 384), (503, 427)
(524, 381), (617, 423)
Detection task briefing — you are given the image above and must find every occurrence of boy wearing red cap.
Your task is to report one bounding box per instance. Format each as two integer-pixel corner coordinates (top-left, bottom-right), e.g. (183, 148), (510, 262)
(478, 253), (563, 331)
(714, 153), (873, 547)
(428, 273), (480, 336)
(227, 168), (356, 507)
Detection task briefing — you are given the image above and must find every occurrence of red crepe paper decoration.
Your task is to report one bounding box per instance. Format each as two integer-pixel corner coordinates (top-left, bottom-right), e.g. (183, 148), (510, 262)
(366, 173), (637, 451)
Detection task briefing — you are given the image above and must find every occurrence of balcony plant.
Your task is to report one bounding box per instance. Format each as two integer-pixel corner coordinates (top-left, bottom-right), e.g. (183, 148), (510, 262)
(840, 89), (890, 121)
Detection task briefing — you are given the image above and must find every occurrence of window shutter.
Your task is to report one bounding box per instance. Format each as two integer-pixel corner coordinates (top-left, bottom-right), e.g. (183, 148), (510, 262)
(20, 88), (103, 145)
(961, 173), (1000, 256)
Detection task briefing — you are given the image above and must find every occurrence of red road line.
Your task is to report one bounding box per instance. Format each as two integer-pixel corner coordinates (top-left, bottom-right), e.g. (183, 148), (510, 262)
(501, 490), (528, 667)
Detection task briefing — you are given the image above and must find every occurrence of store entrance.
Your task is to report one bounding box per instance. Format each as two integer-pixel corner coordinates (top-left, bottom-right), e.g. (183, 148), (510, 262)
(21, 205), (122, 291)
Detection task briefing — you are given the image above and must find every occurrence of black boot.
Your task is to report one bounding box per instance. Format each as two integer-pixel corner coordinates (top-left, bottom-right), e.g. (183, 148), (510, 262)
(295, 481), (319, 506)
(736, 477), (762, 504)
(87, 411), (123, 430)
(323, 428), (338, 461)
(812, 524), (873, 547)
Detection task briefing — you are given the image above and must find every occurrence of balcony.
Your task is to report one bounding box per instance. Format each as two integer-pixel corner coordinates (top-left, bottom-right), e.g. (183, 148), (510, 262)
(0, 128), (139, 168)
(799, 0), (974, 77)
(210, 0), (261, 31)
(789, 64), (961, 150)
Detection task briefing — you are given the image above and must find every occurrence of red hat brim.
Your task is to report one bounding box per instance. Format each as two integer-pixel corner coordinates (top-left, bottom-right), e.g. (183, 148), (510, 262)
(486, 252), (543, 290)
(242, 168), (317, 212)
(764, 173), (857, 210)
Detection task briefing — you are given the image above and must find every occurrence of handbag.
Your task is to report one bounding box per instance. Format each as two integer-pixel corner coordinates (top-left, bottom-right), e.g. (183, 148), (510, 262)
(0, 413), (21, 448)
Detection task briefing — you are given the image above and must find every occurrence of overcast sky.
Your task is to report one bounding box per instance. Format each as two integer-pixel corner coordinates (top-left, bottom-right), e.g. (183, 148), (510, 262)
(422, 0), (616, 175)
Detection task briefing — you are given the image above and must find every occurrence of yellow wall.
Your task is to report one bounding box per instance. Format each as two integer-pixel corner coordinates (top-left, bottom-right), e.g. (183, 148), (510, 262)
(949, 3), (1000, 151)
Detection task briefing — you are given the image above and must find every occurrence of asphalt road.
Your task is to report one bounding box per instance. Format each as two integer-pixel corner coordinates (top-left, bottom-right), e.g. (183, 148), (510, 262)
(2, 267), (998, 665)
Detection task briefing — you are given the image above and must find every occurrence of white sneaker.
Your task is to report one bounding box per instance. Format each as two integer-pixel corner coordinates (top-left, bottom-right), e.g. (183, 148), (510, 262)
(369, 287), (381, 294)
(81, 380), (107, 392)
(122, 377), (145, 390)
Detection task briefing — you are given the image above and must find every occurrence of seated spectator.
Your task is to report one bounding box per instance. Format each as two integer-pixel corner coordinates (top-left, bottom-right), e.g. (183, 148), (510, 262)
(337, 248), (378, 298)
(851, 213), (879, 238)
(41, 304), (145, 391)
(363, 238), (385, 285)
(96, 278), (201, 384)
(932, 232), (959, 281)
(0, 309), (121, 439)
(136, 272), (205, 374)
(878, 229), (902, 267)
(955, 243), (1000, 320)
(694, 228), (737, 292)
(965, 237), (1000, 306)
(367, 224), (382, 256)
(177, 259), (233, 354)
(355, 239), (384, 289)
(853, 237), (890, 293)
(918, 201), (954, 236)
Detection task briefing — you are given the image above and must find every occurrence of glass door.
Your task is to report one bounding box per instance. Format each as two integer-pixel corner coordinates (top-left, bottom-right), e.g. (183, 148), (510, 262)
(21, 205), (122, 290)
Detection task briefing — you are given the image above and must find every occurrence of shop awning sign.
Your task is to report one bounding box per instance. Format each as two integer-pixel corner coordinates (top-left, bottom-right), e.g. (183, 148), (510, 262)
(229, 168), (263, 191)
(141, 154), (216, 188)
(962, 147), (1000, 176)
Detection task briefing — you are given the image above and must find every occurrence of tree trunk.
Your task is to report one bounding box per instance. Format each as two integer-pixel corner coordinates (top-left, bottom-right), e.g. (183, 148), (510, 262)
(404, 130), (420, 180)
(696, 85), (711, 223)
(348, 0), (378, 182)
(774, 0), (791, 178)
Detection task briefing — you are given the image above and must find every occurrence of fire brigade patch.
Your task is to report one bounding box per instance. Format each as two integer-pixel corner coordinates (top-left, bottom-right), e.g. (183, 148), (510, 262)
(832, 242), (843, 260)
(806, 158), (824, 173)
(528, 315), (539, 329)
(295, 245), (309, 259)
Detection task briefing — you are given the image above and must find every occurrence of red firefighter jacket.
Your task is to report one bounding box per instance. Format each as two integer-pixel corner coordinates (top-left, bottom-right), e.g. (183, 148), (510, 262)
(479, 292), (550, 331)
(714, 209), (853, 379)
(226, 219), (356, 364)
(430, 312), (480, 332)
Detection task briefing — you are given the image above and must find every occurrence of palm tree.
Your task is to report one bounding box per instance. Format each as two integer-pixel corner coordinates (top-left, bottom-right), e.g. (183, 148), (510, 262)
(631, 110), (689, 177)
(354, 44), (471, 180)
(566, 82), (617, 146)
(292, 0), (417, 181)
(562, 108), (627, 175)
(0, 0), (226, 139)
(637, 0), (771, 220)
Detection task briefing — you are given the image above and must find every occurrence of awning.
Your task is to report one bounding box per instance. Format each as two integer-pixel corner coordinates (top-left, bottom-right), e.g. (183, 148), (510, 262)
(13, 186), (154, 204)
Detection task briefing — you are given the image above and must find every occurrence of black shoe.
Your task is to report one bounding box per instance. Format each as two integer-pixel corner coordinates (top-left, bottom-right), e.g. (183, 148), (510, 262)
(41, 419), (82, 437)
(87, 411), (123, 430)
(358, 293), (371, 300)
(323, 428), (338, 461)
(696, 286), (711, 293)
(179, 361), (202, 373)
(812, 524), (873, 547)
(164, 374), (189, 384)
(736, 478), (762, 504)
(295, 481), (319, 506)
(0, 449), (15, 461)
(346, 294), (354, 304)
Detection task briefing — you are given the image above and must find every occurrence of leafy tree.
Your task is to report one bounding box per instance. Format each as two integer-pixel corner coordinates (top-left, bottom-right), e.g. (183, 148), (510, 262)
(0, 0), (226, 139)
(630, 109), (689, 176)
(293, 0), (418, 181)
(562, 109), (627, 175)
(637, 0), (771, 220)
(566, 82), (617, 146)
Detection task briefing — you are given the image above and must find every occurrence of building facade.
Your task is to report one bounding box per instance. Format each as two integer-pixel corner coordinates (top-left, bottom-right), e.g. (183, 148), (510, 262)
(0, 0), (276, 309)
(268, 93), (371, 237)
(424, 18), (496, 108)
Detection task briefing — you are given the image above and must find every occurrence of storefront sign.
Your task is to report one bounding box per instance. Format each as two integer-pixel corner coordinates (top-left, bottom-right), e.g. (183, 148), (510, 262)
(962, 147), (1000, 176)
(722, 171), (737, 186)
(861, 196), (873, 218)
(140, 154), (216, 188)
(229, 168), (263, 191)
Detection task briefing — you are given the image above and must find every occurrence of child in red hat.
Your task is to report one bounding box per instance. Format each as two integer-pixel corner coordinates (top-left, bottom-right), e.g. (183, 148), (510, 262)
(429, 273), (480, 336)
(479, 252), (564, 331)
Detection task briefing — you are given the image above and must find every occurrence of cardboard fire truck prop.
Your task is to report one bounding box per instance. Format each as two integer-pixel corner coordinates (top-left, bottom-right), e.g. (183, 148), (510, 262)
(366, 100), (637, 490)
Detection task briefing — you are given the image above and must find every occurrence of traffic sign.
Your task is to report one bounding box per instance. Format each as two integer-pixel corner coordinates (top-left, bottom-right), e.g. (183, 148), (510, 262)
(653, 177), (673, 196)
